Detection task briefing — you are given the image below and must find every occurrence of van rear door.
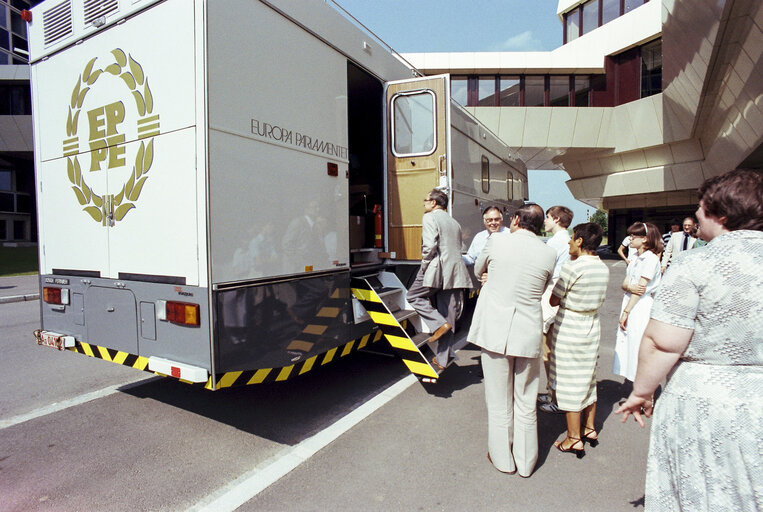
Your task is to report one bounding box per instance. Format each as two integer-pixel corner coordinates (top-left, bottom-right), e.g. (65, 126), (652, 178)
(385, 75), (450, 261)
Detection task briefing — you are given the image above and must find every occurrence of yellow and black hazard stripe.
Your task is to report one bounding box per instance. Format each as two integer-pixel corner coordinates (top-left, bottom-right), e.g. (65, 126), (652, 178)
(64, 330), (383, 390)
(210, 329), (383, 389)
(68, 341), (150, 370)
(351, 277), (439, 380)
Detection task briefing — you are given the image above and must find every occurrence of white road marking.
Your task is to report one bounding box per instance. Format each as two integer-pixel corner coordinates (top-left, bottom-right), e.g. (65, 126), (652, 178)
(0, 377), (158, 430)
(189, 374), (418, 512)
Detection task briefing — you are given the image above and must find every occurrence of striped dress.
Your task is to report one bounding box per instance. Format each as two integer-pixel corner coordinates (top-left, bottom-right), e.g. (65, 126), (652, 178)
(549, 255), (610, 412)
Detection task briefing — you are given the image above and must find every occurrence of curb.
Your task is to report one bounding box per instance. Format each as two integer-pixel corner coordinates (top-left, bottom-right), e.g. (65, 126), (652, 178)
(0, 294), (40, 304)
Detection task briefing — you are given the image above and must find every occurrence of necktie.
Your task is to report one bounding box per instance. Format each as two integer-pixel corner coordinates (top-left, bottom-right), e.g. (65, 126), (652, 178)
(682, 233), (688, 250)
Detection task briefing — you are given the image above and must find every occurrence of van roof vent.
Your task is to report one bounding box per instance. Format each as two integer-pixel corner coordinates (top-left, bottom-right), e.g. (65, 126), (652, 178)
(83, 0), (119, 27)
(42, 0), (72, 46)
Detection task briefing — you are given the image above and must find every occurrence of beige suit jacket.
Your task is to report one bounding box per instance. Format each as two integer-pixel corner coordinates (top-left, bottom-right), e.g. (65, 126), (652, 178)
(661, 231), (697, 267)
(420, 209), (473, 290)
(467, 229), (556, 357)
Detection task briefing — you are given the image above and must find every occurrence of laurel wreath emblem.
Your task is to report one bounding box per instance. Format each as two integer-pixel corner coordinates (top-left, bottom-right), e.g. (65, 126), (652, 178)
(65, 48), (155, 224)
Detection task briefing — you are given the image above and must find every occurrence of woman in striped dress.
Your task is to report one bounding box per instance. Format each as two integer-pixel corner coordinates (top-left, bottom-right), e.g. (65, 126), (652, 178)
(548, 223), (610, 457)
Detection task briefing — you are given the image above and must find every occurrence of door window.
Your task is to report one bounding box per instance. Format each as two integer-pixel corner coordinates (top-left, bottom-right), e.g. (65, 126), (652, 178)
(391, 90), (436, 157)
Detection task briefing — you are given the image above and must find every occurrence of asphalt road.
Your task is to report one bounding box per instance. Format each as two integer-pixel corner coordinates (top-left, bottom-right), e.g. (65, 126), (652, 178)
(0, 260), (651, 512)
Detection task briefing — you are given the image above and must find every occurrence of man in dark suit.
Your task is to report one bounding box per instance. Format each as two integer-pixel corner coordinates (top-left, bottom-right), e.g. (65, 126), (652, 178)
(407, 188), (472, 370)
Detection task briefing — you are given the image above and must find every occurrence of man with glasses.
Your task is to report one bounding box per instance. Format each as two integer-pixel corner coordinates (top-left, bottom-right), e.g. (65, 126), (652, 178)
(463, 206), (507, 268)
(407, 188), (472, 370)
(661, 216), (697, 273)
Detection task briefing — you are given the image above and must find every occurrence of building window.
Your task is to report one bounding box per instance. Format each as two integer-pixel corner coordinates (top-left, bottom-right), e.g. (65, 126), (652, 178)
(582, 0), (599, 35)
(481, 156), (490, 193)
(477, 76), (496, 106)
(0, 170), (11, 191)
(575, 77), (591, 106)
(0, 192), (13, 212)
(0, 219), (6, 239)
(506, 171), (513, 200)
(13, 219), (25, 240)
(391, 91), (436, 156)
(550, 76), (570, 106)
(625, 0), (646, 14)
(451, 76), (468, 106)
(524, 76), (545, 106)
(499, 76), (520, 106)
(641, 39), (662, 98)
(602, 0), (619, 24)
(0, 85), (31, 114)
(564, 0), (649, 43)
(565, 8), (580, 42)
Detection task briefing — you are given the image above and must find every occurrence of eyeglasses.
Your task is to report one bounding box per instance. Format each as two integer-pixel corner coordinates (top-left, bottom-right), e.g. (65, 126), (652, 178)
(484, 217), (502, 223)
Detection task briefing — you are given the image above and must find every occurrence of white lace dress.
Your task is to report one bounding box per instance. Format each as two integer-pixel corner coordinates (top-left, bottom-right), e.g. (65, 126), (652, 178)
(646, 230), (763, 511)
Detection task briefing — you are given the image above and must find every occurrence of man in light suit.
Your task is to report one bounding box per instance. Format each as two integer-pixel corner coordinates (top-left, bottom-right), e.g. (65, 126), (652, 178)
(467, 203), (556, 477)
(407, 188), (472, 370)
(661, 216), (696, 273)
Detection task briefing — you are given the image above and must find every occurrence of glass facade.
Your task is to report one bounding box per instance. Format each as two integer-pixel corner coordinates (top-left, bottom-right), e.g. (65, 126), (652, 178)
(564, 0), (648, 43)
(641, 40), (662, 97)
(477, 77), (496, 106)
(582, 0), (599, 35)
(449, 40), (660, 108)
(524, 76), (545, 106)
(499, 77), (520, 106)
(451, 76), (468, 105)
(549, 76), (570, 106)
(0, 0), (38, 64)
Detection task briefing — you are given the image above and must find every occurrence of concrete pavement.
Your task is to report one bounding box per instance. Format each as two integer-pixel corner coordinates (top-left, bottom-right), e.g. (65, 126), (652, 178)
(0, 274), (39, 304)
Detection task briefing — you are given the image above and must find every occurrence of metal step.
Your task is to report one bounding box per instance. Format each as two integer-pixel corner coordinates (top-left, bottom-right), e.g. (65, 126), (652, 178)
(393, 309), (417, 322)
(411, 332), (430, 348)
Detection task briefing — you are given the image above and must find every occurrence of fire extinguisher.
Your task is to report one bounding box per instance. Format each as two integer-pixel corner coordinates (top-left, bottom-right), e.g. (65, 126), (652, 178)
(373, 204), (383, 248)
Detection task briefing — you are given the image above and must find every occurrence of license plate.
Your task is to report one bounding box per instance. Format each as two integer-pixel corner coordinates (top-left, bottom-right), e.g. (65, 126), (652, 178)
(37, 331), (75, 351)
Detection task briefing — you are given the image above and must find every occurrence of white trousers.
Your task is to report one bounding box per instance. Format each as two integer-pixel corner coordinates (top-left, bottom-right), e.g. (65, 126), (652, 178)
(481, 349), (540, 477)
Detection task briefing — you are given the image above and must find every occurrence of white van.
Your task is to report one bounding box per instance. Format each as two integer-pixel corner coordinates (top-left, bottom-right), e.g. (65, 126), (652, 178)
(28, 0), (528, 388)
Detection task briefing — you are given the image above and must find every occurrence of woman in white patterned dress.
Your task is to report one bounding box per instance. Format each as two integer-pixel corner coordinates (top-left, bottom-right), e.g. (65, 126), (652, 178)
(548, 223), (610, 457)
(617, 169), (763, 511)
(612, 221), (662, 382)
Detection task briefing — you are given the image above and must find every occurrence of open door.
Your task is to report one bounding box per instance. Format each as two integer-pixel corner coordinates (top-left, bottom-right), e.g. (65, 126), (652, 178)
(386, 74), (450, 261)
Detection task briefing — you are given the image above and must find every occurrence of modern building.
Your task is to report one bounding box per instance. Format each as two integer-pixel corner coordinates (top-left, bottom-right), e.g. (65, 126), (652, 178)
(403, 0), (762, 244)
(0, 0), (38, 244)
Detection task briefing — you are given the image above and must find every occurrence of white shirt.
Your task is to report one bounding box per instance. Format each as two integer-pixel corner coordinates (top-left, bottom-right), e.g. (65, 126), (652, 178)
(626, 250), (662, 296)
(547, 230), (571, 280)
(463, 226), (507, 265)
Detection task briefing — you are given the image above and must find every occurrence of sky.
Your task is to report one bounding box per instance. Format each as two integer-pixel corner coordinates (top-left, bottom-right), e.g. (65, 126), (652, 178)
(335, 0), (597, 223)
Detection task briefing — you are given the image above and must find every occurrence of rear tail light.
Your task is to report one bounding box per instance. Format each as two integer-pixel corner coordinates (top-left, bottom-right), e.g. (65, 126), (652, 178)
(43, 287), (69, 305)
(165, 301), (200, 326)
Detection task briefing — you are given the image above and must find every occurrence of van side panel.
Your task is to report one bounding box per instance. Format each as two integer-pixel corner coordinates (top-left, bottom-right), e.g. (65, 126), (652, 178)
(207, 0), (350, 284)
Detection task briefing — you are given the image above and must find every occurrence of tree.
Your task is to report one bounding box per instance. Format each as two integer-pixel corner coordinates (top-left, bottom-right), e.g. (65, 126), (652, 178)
(590, 209), (608, 232)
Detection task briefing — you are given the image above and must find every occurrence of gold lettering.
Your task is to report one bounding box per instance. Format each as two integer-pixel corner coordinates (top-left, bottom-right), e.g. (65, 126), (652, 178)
(89, 139), (108, 172)
(87, 107), (106, 141)
(104, 102), (125, 136)
(107, 134), (126, 169)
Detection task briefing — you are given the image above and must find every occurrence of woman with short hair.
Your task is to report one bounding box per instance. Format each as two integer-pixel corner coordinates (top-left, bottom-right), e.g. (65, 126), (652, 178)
(617, 169), (763, 511)
(547, 222), (610, 457)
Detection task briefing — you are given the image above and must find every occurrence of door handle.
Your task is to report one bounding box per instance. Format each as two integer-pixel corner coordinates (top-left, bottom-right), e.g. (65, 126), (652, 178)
(438, 154), (447, 176)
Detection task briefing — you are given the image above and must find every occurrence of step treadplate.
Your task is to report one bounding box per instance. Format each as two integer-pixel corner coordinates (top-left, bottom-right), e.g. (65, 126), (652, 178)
(351, 277), (439, 380)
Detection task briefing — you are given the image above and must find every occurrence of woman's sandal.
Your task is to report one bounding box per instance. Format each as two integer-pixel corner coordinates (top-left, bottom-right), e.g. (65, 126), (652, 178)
(554, 437), (585, 459)
(583, 427), (599, 448)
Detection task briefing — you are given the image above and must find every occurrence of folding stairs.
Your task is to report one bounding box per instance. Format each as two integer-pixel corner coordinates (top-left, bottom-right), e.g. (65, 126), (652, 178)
(351, 271), (444, 382)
